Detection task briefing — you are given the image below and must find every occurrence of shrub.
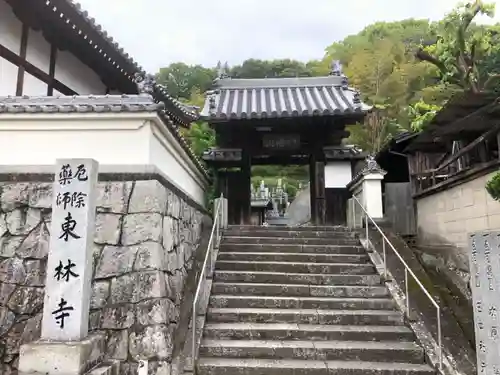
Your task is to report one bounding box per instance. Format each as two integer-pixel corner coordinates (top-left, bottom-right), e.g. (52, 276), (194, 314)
(486, 171), (500, 201)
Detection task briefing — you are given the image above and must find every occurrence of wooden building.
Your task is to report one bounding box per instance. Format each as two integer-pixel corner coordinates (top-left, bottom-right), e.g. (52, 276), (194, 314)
(404, 92), (499, 196)
(375, 92), (500, 239)
(0, 0), (197, 126)
(201, 63), (371, 225)
(375, 132), (418, 236)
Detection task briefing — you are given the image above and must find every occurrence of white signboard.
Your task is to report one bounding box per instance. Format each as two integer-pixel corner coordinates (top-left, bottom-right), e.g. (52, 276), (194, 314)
(41, 159), (98, 341)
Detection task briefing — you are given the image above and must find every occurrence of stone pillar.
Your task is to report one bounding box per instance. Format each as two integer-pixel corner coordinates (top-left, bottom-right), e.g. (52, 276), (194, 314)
(468, 231), (500, 374)
(362, 172), (385, 220)
(19, 159), (109, 375)
(348, 156), (387, 222)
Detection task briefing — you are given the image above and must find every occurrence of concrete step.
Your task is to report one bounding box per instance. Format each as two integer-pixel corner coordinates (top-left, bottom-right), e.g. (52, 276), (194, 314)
(196, 358), (435, 375)
(227, 225), (351, 232)
(203, 323), (415, 341)
(207, 308), (405, 325)
(223, 236), (360, 246)
(225, 229), (357, 238)
(199, 339), (424, 363)
(215, 261), (376, 274)
(219, 243), (365, 254)
(209, 295), (396, 310)
(214, 271), (382, 285)
(217, 252), (369, 263)
(211, 283), (389, 298)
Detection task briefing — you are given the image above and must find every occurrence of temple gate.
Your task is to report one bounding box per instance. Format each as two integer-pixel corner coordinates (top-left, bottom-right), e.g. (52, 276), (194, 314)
(201, 62), (371, 225)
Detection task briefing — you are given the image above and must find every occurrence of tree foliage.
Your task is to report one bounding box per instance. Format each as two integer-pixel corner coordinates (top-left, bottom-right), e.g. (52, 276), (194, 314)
(416, 1), (500, 92)
(406, 100), (442, 132)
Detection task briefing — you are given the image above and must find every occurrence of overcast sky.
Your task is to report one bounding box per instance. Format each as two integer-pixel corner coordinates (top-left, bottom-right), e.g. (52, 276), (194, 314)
(78, 0), (500, 73)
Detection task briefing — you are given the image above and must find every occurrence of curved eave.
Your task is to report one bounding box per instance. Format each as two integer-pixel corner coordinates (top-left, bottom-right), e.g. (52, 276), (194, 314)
(200, 107), (369, 122)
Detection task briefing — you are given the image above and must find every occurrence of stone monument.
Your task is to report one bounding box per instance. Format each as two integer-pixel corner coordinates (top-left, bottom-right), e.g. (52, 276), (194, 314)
(468, 231), (500, 374)
(41, 159), (98, 341)
(18, 159), (111, 375)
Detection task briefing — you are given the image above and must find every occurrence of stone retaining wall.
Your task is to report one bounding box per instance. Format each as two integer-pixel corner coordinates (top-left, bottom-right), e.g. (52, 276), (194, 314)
(0, 178), (209, 375)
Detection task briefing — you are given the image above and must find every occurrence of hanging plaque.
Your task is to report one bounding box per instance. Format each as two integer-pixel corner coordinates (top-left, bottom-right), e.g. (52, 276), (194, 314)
(262, 134), (300, 150)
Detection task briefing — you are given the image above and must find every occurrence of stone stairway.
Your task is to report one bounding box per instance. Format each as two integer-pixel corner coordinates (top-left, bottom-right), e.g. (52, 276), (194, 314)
(196, 225), (435, 375)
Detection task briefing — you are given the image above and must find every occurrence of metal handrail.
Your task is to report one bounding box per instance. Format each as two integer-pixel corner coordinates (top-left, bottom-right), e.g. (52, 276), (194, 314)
(191, 193), (224, 373)
(351, 195), (443, 371)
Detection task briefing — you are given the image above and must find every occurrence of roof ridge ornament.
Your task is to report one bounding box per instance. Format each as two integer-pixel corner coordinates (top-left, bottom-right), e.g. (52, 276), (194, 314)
(330, 59), (349, 89)
(134, 72), (156, 96)
(215, 61), (230, 81)
(353, 90), (361, 104)
(330, 60), (343, 76)
(363, 155), (386, 175)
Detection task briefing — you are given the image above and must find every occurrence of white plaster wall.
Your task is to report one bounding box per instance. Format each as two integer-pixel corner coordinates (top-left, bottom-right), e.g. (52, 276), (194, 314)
(55, 50), (107, 94)
(0, 1), (110, 96)
(0, 118), (150, 165)
(0, 58), (18, 95)
(325, 161), (352, 188)
(0, 1), (22, 53)
(363, 178), (384, 219)
(26, 29), (51, 74)
(148, 124), (206, 205)
(0, 114), (207, 206)
(23, 73), (48, 96)
(417, 172), (500, 266)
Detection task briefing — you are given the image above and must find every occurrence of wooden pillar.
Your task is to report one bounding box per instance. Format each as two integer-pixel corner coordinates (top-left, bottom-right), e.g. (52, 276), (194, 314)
(315, 158), (326, 226)
(478, 141), (489, 163)
(309, 155), (317, 223)
(309, 152), (326, 226)
(214, 169), (222, 196)
(241, 153), (252, 225)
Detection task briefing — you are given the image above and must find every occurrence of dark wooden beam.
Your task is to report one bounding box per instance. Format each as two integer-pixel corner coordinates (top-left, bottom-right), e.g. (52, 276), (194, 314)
(0, 42), (76, 95)
(241, 153), (252, 225)
(314, 159), (326, 225)
(6, 0), (137, 94)
(309, 155), (317, 223)
(15, 23), (29, 96)
(47, 44), (57, 96)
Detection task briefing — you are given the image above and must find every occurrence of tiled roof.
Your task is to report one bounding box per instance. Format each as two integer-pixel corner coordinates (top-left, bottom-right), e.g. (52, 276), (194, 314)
(6, 0), (198, 125)
(0, 95), (163, 113)
(53, 0), (143, 73)
(323, 145), (366, 160)
(201, 76), (371, 121)
(0, 95), (208, 178)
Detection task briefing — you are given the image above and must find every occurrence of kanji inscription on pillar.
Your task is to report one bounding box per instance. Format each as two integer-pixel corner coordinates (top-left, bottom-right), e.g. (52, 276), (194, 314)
(41, 159), (98, 341)
(469, 232), (500, 375)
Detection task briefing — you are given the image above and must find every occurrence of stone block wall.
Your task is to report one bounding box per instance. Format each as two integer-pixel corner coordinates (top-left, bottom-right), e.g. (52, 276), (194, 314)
(0, 178), (209, 375)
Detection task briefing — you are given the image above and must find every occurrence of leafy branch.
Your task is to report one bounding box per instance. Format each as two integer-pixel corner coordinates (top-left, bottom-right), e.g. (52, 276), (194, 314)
(416, 0), (498, 93)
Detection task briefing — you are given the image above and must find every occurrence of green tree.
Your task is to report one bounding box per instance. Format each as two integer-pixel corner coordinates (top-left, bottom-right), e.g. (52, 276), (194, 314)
(230, 59), (313, 78)
(416, 1), (499, 92)
(406, 100), (442, 132)
(156, 63), (216, 100)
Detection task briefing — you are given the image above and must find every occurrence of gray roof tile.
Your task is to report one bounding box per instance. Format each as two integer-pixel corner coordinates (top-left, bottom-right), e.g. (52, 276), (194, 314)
(201, 76), (371, 121)
(0, 95), (164, 114)
(24, 1), (198, 125)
